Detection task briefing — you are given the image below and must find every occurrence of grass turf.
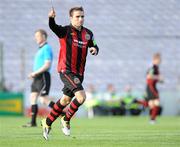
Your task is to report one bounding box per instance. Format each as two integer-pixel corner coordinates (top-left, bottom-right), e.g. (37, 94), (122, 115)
(0, 116), (180, 147)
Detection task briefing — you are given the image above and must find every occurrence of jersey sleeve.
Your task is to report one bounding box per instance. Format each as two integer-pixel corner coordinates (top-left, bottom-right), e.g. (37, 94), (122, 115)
(49, 18), (67, 38)
(43, 45), (53, 62)
(148, 65), (159, 76)
(148, 68), (154, 76)
(88, 33), (99, 54)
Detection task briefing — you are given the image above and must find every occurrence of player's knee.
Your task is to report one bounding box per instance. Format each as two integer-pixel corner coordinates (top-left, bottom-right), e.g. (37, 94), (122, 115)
(76, 92), (86, 104)
(148, 101), (154, 109)
(39, 97), (45, 104)
(60, 96), (71, 105)
(30, 93), (38, 105)
(30, 97), (38, 105)
(77, 97), (86, 104)
(154, 100), (160, 106)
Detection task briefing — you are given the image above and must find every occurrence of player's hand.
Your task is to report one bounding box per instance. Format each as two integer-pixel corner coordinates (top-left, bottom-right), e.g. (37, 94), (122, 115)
(158, 75), (164, 83)
(89, 47), (97, 55)
(48, 9), (56, 18)
(28, 72), (37, 79)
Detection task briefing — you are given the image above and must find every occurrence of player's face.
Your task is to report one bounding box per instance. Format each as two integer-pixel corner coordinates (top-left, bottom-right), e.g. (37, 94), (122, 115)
(154, 57), (161, 65)
(34, 32), (45, 45)
(157, 57), (161, 64)
(70, 10), (84, 29)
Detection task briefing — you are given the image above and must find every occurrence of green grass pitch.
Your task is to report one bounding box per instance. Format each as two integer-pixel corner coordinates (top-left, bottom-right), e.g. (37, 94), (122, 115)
(0, 116), (180, 147)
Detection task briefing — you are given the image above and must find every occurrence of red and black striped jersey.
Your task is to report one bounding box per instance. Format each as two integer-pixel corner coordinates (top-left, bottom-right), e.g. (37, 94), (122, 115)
(49, 18), (99, 76)
(146, 64), (159, 87)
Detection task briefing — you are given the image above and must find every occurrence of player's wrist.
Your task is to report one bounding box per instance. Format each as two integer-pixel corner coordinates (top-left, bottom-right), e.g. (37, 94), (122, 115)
(32, 72), (38, 77)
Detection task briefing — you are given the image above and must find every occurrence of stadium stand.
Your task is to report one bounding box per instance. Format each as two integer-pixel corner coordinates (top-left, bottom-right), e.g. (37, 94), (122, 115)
(0, 0), (180, 114)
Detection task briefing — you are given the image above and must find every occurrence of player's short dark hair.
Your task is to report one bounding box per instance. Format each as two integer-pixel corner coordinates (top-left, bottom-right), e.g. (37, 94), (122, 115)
(69, 6), (84, 17)
(35, 29), (48, 39)
(153, 52), (161, 59)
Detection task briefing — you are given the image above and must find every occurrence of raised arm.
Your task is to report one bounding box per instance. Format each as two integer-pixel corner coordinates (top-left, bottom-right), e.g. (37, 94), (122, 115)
(146, 67), (164, 83)
(48, 9), (67, 38)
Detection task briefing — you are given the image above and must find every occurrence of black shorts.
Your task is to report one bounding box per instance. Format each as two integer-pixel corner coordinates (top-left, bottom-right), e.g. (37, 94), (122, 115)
(146, 85), (159, 100)
(31, 72), (51, 96)
(60, 71), (84, 98)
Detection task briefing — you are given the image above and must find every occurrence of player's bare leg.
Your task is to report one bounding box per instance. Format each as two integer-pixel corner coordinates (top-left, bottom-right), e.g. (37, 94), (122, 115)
(148, 99), (160, 124)
(23, 92), (39, 127)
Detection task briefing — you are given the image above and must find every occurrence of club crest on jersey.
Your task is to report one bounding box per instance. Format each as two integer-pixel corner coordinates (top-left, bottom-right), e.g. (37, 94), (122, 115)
(85, 33), (90, 40)
(74, 77), (80, 84)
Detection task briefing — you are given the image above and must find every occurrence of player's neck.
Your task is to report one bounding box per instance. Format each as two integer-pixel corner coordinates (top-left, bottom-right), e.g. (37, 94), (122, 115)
(71, 24), (82, 31)
(39, 41), (46, 48)
(153, 62), (159, 66)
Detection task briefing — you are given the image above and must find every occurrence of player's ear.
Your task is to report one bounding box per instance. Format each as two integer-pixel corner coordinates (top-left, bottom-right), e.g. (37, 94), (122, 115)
(70, 16), (73, 22)
(42, 33), (47, 40)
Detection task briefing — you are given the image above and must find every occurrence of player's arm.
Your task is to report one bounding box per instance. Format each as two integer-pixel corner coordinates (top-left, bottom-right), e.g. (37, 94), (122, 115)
(28, 60), (51, 78)
(88, 34), (99, 56)
(157, 74), (164, 83)
(28, 47), (52, 78)
(147, 74), (160, 80)
(147, 69), (164, 82)
(48, 9), (67, 38)
(147, 69), (158, 80)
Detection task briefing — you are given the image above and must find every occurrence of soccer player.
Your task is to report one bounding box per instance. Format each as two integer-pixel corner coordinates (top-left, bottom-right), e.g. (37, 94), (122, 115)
(23, 29), (55, 127)
(146, 53), (163, 124)
(41, 6), (99, 140)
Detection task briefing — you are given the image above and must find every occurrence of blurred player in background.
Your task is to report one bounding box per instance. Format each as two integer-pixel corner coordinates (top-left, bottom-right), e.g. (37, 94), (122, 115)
(41, 6), (99, 140)
(23, 29), (55, 127)
(146, 52), (163, 124)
